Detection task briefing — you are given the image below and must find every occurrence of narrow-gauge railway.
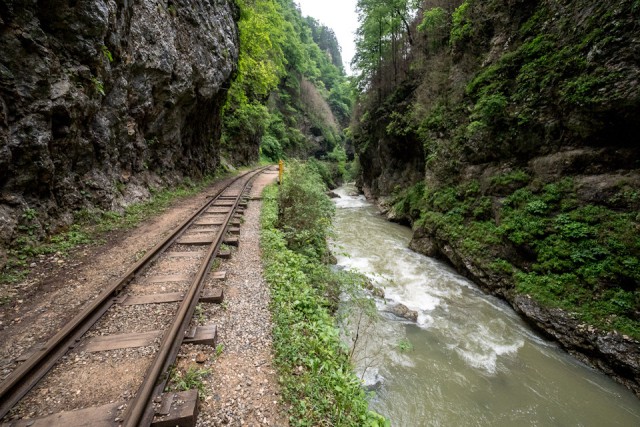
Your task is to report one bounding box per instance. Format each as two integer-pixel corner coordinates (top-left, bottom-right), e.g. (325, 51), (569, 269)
(0, 166), (271, 426)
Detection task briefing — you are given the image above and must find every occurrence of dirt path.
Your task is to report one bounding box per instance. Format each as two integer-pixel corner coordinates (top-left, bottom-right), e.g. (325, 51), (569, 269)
(0, 169), (287, 425)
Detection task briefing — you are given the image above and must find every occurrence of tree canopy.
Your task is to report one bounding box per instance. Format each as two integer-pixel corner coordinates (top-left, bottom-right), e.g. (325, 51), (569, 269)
(222, 0), (353, 163)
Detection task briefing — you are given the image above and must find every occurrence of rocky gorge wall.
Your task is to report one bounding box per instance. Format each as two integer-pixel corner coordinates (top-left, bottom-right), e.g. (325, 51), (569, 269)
(0, 0), (239, 264)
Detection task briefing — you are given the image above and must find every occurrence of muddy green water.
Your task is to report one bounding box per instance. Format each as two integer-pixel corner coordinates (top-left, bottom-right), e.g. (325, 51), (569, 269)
(331, 185), (640, 427)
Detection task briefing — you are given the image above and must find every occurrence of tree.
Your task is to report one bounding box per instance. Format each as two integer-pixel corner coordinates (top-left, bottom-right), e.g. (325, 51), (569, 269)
(222, 0), (353, 162)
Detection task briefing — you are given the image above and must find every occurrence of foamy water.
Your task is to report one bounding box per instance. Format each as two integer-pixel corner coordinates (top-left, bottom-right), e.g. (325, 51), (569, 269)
(331, 184), (640, 426)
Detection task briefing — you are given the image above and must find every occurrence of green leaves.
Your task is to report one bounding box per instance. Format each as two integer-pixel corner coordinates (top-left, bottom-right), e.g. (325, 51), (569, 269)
(450, 1), (472, 46)
(418, 7), (447, 34)
(260, 181), (388, 425)
(222, 0), (350, 160)
(354, 0), (419, 86)
(277, 161), (335, 259)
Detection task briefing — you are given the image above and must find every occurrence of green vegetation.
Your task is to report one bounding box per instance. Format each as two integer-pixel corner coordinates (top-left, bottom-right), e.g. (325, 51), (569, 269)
(393, 177), (640, 339)
(276, 161), (335, 259)
(352, 0), (640, 342)
(214, 343), (225, 358)
(90, 76), (105, 96)
(353, 0), (640, 179)
(261, 163), (388, 426)
(194, 303), (206, 324)
(93, 177), (215, 232)
(101, 45), (113, 62)
(396, 338), (414, 352)
(449, 1), (472, 46)
(417, 7), (447, 34)
(167, 365), (211, 398)
(222, 0), (351, 163)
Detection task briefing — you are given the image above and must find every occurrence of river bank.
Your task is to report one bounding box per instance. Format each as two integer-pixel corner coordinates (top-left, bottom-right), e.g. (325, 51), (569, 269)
(361, 179), (640, 399)
(406, 208), (640, 398)
(332, 184), (640, 425)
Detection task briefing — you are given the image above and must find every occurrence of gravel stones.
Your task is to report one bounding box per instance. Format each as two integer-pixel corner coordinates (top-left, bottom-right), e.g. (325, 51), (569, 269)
(194, 170), (287, 426)
(0, 171), (287, 424)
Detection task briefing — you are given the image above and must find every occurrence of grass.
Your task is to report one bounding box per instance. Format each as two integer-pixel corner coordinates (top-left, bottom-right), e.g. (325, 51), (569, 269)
(167, 365), (211, 398)
(260, 166), (388, 426)
(0, 173), (225, 302)
(396, 338), (414, 352)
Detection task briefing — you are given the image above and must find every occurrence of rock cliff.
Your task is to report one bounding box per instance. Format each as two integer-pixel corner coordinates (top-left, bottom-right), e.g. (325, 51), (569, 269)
(0, 0), (239, 262)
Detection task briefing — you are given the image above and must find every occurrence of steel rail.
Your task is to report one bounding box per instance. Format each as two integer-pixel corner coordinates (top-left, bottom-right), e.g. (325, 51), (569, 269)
(0, 169), (261, 420)
(123, 166), (267, 427)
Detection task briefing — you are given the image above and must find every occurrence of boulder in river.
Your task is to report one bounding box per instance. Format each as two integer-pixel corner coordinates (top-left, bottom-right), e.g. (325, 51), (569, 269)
(387, 303), (418, 322)
(361, 368), (384, 392)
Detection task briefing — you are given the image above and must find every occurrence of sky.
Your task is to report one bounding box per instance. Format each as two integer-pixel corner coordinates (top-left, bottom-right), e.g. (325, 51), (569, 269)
(296, 0), (359, 75)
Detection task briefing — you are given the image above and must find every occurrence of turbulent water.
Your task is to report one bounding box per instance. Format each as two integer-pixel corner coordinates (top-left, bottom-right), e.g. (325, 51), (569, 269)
(331, 185), (640, 427)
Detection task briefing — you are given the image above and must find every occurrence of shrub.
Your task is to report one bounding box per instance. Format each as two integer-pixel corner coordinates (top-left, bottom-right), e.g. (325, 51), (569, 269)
(277, 161), (335, 259)
(261, 134), (283, 162)
(450, 1), (472, 46)
(261, 184), (389, 426)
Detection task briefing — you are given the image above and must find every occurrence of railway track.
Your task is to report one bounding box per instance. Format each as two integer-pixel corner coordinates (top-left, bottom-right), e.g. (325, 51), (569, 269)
(0, 166), (271, 426)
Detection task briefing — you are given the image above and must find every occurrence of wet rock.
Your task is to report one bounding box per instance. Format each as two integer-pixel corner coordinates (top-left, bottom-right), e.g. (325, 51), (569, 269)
(326, 191), (340, 199)
(0, 247), (7, 270)
(0, 204), (19, 245)
(513, 295), (640, 397)
(364, 282), (385, 299)
(362, 369), (384, 392)
(408, 227), (439, 258)
(387, 303), (418, 322)
(575, 172), (640, 209)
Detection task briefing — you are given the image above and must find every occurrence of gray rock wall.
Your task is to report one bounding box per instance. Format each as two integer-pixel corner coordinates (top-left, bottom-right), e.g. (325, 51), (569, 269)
(0, 0), (239, 258)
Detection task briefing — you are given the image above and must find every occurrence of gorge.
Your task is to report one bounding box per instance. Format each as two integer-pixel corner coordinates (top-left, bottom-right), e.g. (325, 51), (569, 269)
(0, 0), (639, 422)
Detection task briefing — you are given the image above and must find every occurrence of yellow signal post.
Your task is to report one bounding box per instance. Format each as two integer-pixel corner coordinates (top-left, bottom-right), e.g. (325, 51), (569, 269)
(278, 159), (284, 185)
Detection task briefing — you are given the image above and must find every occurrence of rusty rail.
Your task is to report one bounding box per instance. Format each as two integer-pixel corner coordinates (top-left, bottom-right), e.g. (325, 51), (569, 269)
(123, 167), (264, 426)
(0, 167), (268, 421)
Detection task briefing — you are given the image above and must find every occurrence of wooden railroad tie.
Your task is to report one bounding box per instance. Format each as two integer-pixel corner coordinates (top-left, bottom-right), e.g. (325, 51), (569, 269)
(164, 251), (205, 258)
(194, 218), (224, 226)
(223, 236), (239, 247)
(217, 248), (231, 259)
(117, 287), (224, 306)
(78, 324), (217, 353)
(147, 274), (193, 284)
(152, 389), (199, 427)
(177, 235), (239, 246)
(176, 235), (214, 245)
(1, 389), (199, 427)
(184, 227), (219, 234)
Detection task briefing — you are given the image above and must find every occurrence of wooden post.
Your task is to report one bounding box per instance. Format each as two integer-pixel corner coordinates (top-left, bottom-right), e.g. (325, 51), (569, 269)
(278, 159), (284, 185)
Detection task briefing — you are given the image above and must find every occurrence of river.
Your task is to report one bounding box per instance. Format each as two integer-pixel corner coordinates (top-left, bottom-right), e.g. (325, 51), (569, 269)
(330, 185), (640, 426)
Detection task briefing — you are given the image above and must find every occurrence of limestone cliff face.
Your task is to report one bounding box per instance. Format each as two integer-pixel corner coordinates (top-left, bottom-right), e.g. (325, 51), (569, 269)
(358, 0), (640, 197)
(0, 0), (239, 258)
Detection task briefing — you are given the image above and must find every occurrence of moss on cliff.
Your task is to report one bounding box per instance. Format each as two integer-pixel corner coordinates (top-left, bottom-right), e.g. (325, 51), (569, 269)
(393, 177), (640, 339)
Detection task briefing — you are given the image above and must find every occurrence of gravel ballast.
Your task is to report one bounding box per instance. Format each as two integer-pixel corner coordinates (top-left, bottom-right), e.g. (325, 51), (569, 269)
(0, 169), (288, 425)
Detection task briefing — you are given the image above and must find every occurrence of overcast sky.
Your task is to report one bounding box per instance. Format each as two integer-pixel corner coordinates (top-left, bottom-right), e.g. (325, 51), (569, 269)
(296, 0), (359, 75)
